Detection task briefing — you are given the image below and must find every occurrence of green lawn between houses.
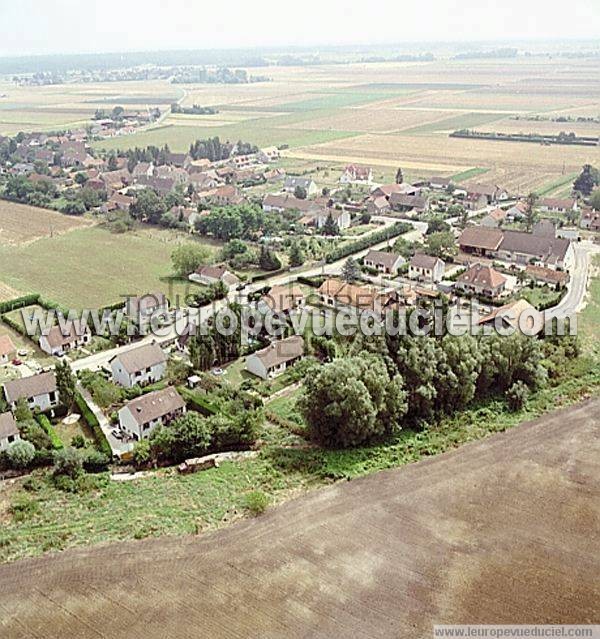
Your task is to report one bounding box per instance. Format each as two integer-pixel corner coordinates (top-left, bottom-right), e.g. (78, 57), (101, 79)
(1, 258), (599, 565)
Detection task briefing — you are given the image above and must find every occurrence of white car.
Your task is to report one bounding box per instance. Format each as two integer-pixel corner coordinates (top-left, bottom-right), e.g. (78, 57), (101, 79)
(17, 349), (28, 357)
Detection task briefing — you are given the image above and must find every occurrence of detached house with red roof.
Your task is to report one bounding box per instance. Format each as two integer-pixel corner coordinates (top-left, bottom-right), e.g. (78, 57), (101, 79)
(456, 263), (507, 299)
(340, 165), (373, 185)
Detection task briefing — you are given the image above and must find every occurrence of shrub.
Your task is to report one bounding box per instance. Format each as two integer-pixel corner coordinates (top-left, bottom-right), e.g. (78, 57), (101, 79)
(244, 490), (269, 515)
(71, 434), (86, 448)
(6, 440), (36, 470)
(82, 449), (110, 473)
(20, 420), (52, 450)
(506, 381), (530, 412)
(53, 447), (84, 479)
(10, 496), (39, 521)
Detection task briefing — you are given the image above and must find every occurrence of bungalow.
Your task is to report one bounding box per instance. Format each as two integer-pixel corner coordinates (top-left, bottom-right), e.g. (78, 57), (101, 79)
(2, 371), (59, 413)
(363, 250), (404, 275)
(340, 165), (373, 184)
(283, 176), (318, 197)
(538, 197), (578, 214)
(110, 342), (167, 388)
(480, 207), (507, 228)
(118, 386), (186, 441)
(190, 264), (241, 289)
(246, 335), (305, 380)
(126, 292), (169, 322)
(39, 320), (91, 356)
(258, 147), (281, 163)
(409, 254), (445, 283)
(0, 412), (20, 451)
(258, 285), (305, 315)
(456, 263), (507, 299)
(0, 334), (16, 365)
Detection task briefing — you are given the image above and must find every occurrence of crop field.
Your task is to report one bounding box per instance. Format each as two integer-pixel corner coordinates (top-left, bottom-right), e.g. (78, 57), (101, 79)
(0, 200), (94, 245)
(0, 399), (598, 637)
(0, 225), (218, 309)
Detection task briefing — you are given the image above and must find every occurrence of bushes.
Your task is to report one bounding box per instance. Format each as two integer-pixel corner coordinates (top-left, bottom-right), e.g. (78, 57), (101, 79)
(53, 447), (84, 479)
(74, 392), (112, 457)
(35, 414), (63, 450)
(5, 441), (36, 470)
(244, 490), (269, 515)
(506, 381), (530, 412)
(324, 222), (411, 263)
(178, 387), (219, 416)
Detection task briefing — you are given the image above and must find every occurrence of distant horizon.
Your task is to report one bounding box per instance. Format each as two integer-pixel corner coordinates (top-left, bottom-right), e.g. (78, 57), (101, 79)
(1, 0), (599, 58)
(2, 36), (600, 62)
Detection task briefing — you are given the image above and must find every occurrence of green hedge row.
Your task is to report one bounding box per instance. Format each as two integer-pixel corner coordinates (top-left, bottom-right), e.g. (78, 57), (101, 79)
(0, 294), (40, 314)
(74, 391), (112, 457)
(35, 413), (64, 450)
(178, 387), (220, 416)
(324, 222), (412, 263)
(0, 314), (28, 336)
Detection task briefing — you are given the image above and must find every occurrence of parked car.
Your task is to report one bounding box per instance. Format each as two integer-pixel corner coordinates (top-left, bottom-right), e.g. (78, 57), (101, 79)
(17, 349), (28, 357)
(11, 359), (22, 366)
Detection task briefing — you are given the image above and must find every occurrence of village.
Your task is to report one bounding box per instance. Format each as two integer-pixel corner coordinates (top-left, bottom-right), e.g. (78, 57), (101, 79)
(1, 118), (599, 469)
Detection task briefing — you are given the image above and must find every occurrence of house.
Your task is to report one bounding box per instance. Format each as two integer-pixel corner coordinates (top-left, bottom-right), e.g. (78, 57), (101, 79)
(264, 168), (286, 183)
(532, 219), (556, 238)
(258, 147), (280, 163)
(126, 293), (169, 322)
(313, 208), (351, 231)
(246, 335), (304, 380)
(506, 201), (528, 222)
(478, 299), (541, 334)
(464, 192), (489, 211)
(110, 342), (167, 388)
(363, 250), (404, 275)
(118, 386), (186, 441)
(229, 154), (257, 169)
(459, 226), (573, 269)
(466, 183), (509, 204)
(0, 334), (16, 365)
(580, 209), (600, 231)
(389, 193), (428, 214)
(538, 197), (578, 214)
(39, 320), (91, 356)
(428, 176), (453, 190)
(190, 264), (241, 289)
(198, 184), (243, 206)
(409, 254), (445, 283)
(283, 176), (318, 197)
(262, 193), (321, 214)
(317, 278), (385, 313)
(0, 412), (20, 451)
(340, 165), (373, 184)
(106, 192), (134, 212)
(258, 285), (305, 315)
(371, 183), (419, 199)
(480, 207), (507, 228)
(132, 162), (154, 178)
(525, 265), (569, 288)
(366, 195), (391, 215)
(456, 263), (507, 299)
(2, 372), (59, 413)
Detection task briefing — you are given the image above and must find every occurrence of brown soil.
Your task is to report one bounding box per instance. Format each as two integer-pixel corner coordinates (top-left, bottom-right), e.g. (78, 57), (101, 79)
(1, 399), (599, 638)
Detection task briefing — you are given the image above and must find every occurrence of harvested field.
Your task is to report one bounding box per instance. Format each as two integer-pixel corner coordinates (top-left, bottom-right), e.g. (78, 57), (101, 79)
(0, 200), (93, 245)
(1, 399), (598, 638)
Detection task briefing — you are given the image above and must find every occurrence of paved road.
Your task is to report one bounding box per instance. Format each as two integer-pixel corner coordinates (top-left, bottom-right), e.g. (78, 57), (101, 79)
(545, 240), (600, 322)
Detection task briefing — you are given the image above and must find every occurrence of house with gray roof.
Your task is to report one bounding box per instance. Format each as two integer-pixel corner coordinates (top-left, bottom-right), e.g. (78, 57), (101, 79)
(118, 386), (186, 441)
(2, 372), (59, 413)
(246, 336), (304, 380)
(283, 176), (318, 197)
(110, 342), (167, 388)
(0, 412), (20, 451)
(363, 250), (405, 275)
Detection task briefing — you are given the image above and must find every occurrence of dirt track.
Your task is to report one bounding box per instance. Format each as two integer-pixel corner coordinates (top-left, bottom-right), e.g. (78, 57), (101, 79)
(1, 399), (599, 638)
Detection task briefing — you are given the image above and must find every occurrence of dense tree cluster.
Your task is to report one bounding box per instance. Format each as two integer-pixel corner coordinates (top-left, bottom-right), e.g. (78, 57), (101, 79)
(299, 331), (558, 448)
(194, 203), (286, 241)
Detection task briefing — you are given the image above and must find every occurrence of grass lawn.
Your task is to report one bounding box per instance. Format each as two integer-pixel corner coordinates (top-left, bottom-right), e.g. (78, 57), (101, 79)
(450, 167), (491, 182)
(519, 285), (564, 310)
(0, 226), (218, 309)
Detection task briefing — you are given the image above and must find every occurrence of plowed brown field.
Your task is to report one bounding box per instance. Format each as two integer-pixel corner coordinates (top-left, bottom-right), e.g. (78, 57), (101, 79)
(1, 399), (599, 638)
